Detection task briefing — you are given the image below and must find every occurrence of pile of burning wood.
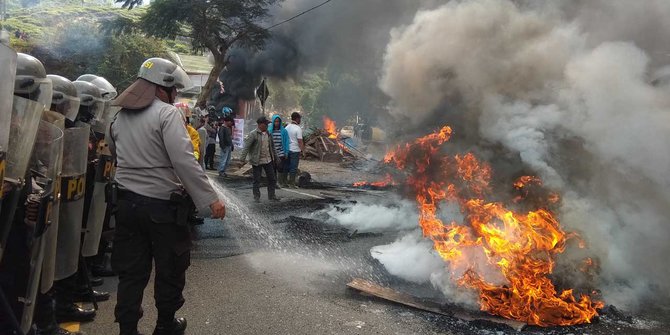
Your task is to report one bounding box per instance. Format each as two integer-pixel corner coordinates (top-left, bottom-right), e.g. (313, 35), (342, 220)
(303, 117), (359, 162)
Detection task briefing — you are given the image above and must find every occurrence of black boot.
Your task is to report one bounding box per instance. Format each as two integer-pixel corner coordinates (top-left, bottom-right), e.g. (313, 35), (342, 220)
(55, 302), (96, 323)
(91, 263), (115, 277)
(34, 293), (72, 335)
(71, 289), (110, 302)
(90, 276), (104, 287)
(152, 318), (186, 335)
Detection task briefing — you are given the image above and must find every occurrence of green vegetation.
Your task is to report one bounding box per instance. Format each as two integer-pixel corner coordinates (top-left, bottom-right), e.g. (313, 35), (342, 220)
(110, 0), (279, 104)
(1, 3), (173, 91)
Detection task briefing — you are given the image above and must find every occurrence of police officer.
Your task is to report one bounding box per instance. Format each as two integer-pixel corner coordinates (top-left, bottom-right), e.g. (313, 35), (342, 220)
(76, 74), (118, 279)
(32, 75), (86, 335)
(110, 58), (225, 335)
(0, 53), (54, 334)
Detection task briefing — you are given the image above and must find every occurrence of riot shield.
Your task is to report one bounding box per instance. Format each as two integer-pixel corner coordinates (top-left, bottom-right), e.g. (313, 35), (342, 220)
(0, 44), (17, 204)
(80, 140), (114, 257)
(40, 111), (65, 293)
(81, 106), (118, 256)
(0, 96), (44, 261)
(54, 124), (89, 280)
(20, 120), (63, 333)
(91, 101), (112, 134)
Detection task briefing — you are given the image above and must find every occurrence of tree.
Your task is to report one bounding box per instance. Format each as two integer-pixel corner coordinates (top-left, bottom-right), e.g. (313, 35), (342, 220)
(111, 0), (278, 105)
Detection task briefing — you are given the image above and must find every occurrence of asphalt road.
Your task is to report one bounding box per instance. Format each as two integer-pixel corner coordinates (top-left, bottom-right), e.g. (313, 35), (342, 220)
(79, 171), (453, 335)
(78, 168), (670, 335)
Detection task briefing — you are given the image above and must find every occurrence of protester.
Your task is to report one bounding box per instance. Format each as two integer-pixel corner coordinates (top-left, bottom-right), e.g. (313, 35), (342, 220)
(203, 116), (217, 170)
(217, 115), (234, 178)
(239, 117), (280, 202)
(284, 112), (304, 188)
(184, 114), (201, 162)
(269, 114), (289, 188)
(196, 116), (208, 170)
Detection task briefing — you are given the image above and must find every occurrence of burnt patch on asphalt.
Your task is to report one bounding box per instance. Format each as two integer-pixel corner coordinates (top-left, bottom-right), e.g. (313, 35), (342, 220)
(273, 216), (381, 244)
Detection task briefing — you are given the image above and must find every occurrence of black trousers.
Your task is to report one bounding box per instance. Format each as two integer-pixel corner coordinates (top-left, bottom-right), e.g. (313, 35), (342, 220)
(111, 192), (191, 328)
(204, 143), (216, 168)
(252, 162), (276, 199)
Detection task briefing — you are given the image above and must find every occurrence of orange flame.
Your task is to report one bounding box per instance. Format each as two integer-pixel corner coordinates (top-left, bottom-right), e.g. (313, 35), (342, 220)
(353, 173), (396, 187)
(323, 116), (338, 139)
(379, 125), (602, 326)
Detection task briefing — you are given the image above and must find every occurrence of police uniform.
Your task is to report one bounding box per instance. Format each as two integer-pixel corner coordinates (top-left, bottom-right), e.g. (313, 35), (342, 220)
(109, 58), (219, 335)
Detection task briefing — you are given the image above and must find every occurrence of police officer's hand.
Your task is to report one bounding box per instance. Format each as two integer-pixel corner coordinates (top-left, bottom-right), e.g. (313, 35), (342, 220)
(209, 200), (226, 219)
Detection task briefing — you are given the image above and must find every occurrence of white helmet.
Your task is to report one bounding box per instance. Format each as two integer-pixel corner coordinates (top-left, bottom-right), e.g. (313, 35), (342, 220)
(138, 57), (192, 90)
(77, 74), (118, 101)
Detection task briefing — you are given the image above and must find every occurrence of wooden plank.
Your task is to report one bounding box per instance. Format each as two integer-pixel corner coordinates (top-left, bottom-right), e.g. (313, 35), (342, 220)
(347, 278), (526, 331)
(319, 136), (328, 152)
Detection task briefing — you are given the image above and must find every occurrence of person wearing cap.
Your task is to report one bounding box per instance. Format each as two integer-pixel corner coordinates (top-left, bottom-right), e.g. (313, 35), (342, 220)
(239, 116), (281, 202)
(109, 57), (226, 335)
(217, 115), (234, 178)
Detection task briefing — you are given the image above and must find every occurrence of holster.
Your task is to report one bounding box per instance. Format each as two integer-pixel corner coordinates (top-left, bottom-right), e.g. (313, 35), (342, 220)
(170, 191), (194, 227)
(105, 181), (119, 206)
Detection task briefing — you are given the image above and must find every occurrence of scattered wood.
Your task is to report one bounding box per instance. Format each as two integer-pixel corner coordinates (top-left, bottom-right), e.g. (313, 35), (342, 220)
(346, 278), (526, 332)
(303, 128), (361, 162)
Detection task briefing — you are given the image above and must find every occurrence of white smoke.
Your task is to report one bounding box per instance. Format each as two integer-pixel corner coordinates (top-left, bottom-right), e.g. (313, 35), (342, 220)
(370, 231), (482, 308)
(325, 197), (418, 233)
(378, 0), (670, 308)
(370, 231), (444, 284)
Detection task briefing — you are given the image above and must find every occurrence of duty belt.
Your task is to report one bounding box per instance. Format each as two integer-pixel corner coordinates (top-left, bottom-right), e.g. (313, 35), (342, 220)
(117, 189), (173, 206)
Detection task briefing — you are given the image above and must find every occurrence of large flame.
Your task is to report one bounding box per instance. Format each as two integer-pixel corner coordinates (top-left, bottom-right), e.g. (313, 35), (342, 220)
(380, 125), (603, 326)
(323, 116), (338, 139)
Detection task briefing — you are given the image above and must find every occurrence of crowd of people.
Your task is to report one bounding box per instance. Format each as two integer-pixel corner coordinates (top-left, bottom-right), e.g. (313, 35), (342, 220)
(190, 107), (305, 203)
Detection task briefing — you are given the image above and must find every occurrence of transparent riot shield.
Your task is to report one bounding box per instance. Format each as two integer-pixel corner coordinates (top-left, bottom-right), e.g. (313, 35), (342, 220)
(20, 120), (63, 333)
(54, 124), (90, 280)
(81, 138), (114, 257)
(40, 111), (65, 293)
(0, 44), (17, 211)
(0, 96), (44, 261)
(81, 106), (118, 256)
(91, 101), (112, 134)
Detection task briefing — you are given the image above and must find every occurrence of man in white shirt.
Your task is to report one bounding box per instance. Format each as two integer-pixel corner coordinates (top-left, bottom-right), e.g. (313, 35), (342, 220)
(284, 112), (304, 188)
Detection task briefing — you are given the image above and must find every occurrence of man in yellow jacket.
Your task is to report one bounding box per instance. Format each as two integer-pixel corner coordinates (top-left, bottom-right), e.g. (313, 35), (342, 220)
(177, 104), (201, 161)
(186, 121), (201, 161)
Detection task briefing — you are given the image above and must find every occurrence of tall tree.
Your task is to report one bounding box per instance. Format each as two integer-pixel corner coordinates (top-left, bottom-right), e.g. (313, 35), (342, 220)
(111, 0), (278, 105)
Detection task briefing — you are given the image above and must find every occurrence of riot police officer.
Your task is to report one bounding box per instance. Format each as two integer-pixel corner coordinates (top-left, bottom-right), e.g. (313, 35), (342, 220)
(0, 53), (55, 334)
(76, 74), (118, 279)
(49, 79), (107, 326)
(110, 58), (225, 335)
(32, 74), (86, 335)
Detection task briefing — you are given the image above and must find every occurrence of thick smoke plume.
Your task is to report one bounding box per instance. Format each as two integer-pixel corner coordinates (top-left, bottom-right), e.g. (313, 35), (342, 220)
(241, 0), (442, 122)
(378, 0), (670, 308)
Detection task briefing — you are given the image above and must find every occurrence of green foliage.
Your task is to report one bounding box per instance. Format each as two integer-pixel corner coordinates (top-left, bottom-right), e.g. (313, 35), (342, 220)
(111, 0), (277, 54)
(5, 4), (167, 91)
(97, 35), (169, 91)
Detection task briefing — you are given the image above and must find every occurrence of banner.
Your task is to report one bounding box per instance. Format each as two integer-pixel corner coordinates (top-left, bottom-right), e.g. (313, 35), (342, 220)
(233, 118), (245, 149)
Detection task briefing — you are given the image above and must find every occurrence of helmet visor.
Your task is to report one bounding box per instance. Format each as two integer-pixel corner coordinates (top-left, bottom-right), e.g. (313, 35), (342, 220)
(79, 95), (105, 122)
(53, 94), (80, 122)
(91, 77), (117, 101)
(36, 80), (53, 111)
(172, 67), (193, 92)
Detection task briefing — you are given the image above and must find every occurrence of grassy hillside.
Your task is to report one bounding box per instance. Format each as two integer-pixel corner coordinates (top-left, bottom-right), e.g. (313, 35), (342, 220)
(1, 4), (189, 90)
